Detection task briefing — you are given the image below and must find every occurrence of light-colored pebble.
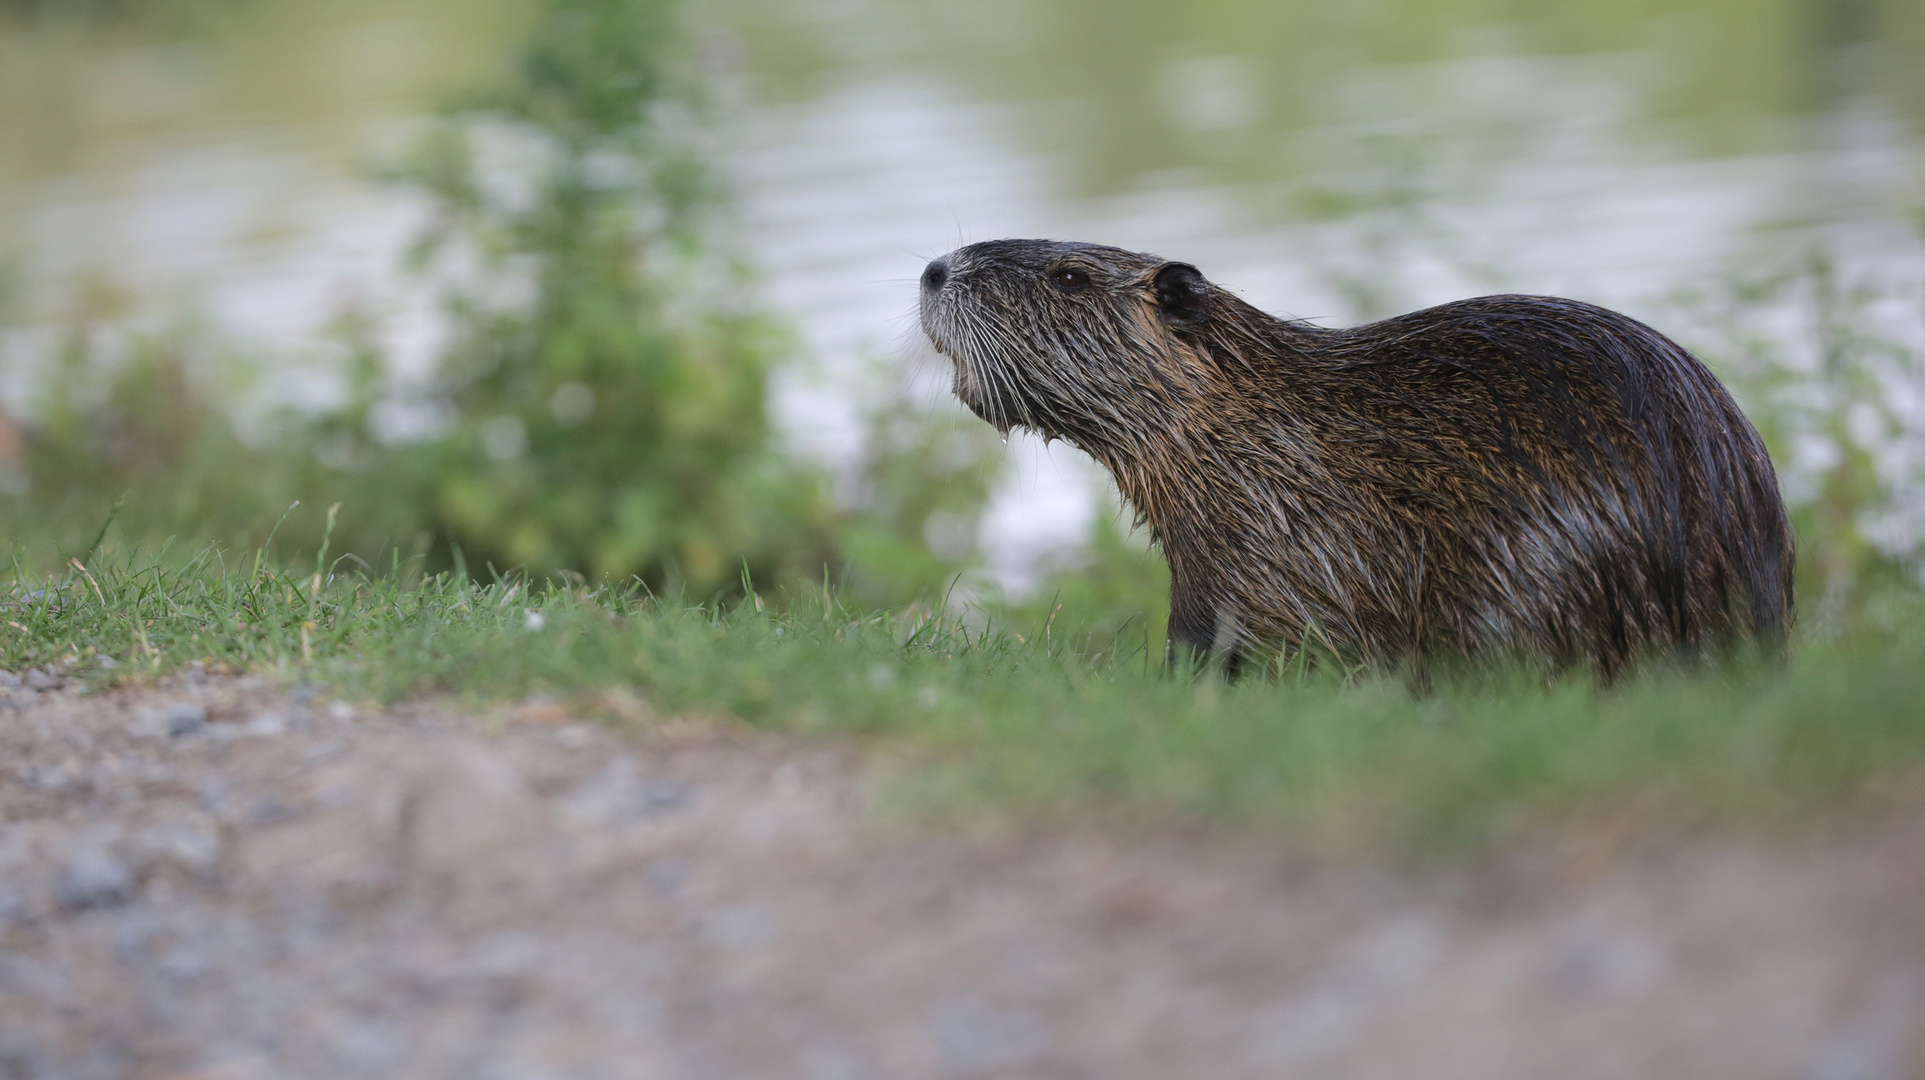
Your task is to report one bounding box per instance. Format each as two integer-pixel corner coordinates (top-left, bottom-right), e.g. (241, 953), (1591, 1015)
(166, 703), (208, 738)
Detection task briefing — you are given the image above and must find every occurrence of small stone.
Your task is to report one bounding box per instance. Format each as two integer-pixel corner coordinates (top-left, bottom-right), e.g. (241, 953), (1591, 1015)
(198, 780), (229, 814)
(0, 669), (20, 689)
(166, 703), (207, 737)
(560, 758), (694, 826)
(203, 722), (243, 743)
(156, 943), (212, 983)
(112, 909), (157, 959)
(931, 1001), (1052, 1074)
(56, 849), (134, 911)
(641, 778), (694, 815)
(247, 798), (298, 827)
(464, 932), (546, 980)
(644, 857), (691, 896)
(23, 763), (74, 795)
(128, 708), (167, 737)
(304, 740), (346, 764)
(244, 711), (287, 737)
(140, 823), (223, 877)
(700, 903), (777, 950)
(24, 669), (61, 692)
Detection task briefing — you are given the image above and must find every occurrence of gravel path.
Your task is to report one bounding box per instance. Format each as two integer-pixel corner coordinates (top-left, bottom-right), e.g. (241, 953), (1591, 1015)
(2, 670), (1922, 1079)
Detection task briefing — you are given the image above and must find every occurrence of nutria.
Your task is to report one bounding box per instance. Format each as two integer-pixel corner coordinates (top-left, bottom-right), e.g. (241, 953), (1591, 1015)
(918, 239), (1794, 678)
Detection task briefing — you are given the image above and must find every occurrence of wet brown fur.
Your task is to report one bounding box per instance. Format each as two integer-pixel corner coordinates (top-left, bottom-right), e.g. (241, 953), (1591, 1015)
(919, 239), (1795, 679)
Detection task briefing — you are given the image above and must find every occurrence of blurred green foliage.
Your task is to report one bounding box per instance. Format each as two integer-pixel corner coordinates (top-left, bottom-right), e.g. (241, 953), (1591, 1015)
(1667, 248), (1925, 634)
(345, 0), (837, 590)
(0, 276), (295, 545)
(829, 397), (1003, 608)
(2, 0), (854, 598)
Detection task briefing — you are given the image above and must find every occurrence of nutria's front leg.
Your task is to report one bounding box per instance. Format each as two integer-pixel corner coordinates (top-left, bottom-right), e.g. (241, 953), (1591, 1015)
(1165, 590), (1246, 678)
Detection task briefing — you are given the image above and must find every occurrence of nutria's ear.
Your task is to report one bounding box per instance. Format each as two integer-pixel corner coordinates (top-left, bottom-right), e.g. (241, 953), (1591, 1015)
(1152, 263), (1212, 326)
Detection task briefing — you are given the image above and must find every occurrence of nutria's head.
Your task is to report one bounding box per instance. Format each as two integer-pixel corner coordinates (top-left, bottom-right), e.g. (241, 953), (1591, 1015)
(918, 239), (1220, 448)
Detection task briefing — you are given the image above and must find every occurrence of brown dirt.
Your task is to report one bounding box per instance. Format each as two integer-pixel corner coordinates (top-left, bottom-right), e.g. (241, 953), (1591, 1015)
(2, 671), (1923, 1079)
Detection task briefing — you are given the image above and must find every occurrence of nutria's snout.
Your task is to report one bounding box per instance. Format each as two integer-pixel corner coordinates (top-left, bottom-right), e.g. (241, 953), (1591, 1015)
(920, 257), (948, 295)
(919, 257), (951, 355)
(917, 236), (1795, 680)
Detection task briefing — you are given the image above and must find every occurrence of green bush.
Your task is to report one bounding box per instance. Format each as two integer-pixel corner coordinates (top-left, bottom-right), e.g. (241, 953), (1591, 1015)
(1, 0), (844, 594)
(0, 276), (295, 553)
(1668, 249), (1925, 633)
(331, 0), (837, 589)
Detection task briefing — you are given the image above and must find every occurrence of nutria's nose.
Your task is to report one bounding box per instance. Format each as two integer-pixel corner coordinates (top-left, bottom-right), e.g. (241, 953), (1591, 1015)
(921, 258), (949, 293)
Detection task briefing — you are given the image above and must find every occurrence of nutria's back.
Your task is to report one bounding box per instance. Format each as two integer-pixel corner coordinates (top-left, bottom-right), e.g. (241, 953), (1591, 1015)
(918, 239), (1794, 678)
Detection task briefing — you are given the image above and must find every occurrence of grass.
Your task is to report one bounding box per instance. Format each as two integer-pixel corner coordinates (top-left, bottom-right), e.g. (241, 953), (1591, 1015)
(8, 535), (1925, 860)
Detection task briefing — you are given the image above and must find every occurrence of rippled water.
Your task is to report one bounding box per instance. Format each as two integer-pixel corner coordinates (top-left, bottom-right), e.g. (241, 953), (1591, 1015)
(3, 0), (1922, 585)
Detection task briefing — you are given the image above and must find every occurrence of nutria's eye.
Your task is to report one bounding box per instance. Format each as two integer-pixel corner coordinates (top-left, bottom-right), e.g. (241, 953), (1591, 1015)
(1051, 267), (1091, 291)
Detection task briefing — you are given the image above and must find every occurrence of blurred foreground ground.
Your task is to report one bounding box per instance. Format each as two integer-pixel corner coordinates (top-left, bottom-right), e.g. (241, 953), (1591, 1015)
(3, 673), (1923, 1080)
